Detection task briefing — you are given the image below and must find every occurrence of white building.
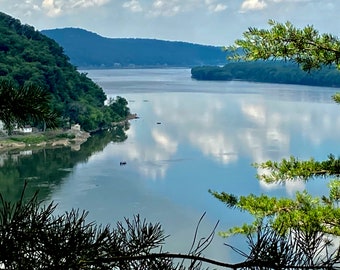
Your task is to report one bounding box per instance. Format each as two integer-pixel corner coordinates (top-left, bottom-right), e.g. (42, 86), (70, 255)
(0, 121), (33, 134)
(19, 125), (33, 133)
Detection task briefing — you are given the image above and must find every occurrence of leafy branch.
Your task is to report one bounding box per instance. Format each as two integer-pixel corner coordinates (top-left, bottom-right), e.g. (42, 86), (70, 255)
(253, 154), (340, 183)
(227, 20), (340, 71)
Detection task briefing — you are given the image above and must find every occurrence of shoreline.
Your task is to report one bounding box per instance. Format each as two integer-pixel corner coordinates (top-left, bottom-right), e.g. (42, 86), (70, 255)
(0, 129), (90, 154)
(0, 114), (138, 153)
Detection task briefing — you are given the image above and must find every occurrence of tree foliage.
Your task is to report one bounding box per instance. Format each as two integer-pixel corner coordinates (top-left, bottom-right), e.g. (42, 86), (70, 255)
(254, 154), (340, 183)
(229, 19), (340, 72)
(227, 224), (340, 269)
(210, 182), (340, 237)
(0, 184), (241, 269)
(0, 184), (172, 269)
(2, 183), (340, 269)
(0, 12), (130, 132)
(211, 21), (340, 268)
(0, 80), (58, 134)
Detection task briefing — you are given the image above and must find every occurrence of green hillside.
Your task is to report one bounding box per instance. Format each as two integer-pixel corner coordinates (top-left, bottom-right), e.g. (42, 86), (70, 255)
(191, 61), (340, 87)
(41, 28), (228, 68)
(0, 12), (129, 131)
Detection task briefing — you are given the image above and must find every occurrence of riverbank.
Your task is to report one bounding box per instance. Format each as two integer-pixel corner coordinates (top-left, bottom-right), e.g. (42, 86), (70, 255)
(0, 129), (90, 153)
(0, 114), (139, 153)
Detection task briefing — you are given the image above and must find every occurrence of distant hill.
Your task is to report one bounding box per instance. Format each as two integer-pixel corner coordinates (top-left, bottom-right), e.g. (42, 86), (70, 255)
(41, 28), (228, 68)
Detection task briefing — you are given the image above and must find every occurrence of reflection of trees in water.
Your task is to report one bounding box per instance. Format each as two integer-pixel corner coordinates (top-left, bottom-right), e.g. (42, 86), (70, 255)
(0, 123), (129, 203)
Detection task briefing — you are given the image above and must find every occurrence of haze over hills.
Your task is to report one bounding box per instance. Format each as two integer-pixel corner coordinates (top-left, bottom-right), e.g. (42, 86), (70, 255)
(41, 28), (228, 68)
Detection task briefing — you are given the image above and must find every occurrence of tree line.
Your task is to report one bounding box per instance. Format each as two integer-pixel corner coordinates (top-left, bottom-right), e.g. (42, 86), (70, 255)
(191, 61), (340, 87)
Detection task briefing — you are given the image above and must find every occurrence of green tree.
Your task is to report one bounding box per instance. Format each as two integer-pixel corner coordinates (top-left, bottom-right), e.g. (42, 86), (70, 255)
(107, 96), (131, 122)
(229, 19), (340, 72)
(211, 21), (340, 268)
(0, 80), (58, 134)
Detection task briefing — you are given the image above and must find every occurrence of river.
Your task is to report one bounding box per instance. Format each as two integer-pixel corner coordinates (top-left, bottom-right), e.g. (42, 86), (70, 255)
(1, 68), (340, 266)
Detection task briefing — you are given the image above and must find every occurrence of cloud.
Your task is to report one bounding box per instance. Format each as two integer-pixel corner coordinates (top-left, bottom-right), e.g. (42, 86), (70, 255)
(239, 0), (319, 13)
(205, 0), (227, 12)
(122, 0), (143, 12)
(210, 3), (227, 12)
(240, 0), (267, 12)
(148, 0), (181, 17)
(2, 0), (339, 46)
(122, 0), (228, 17)
(72, 0), (111, 8)
(42, 0), (62, 17)
(41, 0), (111, 17)
(14, 1), (42, 16)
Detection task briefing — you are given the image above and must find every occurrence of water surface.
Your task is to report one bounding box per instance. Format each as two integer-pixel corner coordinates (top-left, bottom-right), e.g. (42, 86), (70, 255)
(3, 68), (340, 265)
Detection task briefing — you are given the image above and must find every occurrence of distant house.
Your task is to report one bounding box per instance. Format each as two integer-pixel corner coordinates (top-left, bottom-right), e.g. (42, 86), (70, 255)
(20, 125), (33, 133)
(0, 122), (34, 134)
(71, 123), (81, 131)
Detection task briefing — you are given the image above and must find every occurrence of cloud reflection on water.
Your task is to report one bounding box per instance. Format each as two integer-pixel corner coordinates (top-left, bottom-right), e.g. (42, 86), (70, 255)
(100, 85), (340, 196)
(50, 69), (340, 266)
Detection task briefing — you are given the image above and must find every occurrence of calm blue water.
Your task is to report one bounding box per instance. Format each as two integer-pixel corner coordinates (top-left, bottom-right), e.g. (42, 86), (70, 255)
(48, 68), (340, 265)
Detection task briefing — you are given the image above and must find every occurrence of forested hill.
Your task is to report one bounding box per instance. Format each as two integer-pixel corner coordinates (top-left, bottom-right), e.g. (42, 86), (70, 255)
(41, 28), (228, 68)
(191, 61), (340, 88)
(0, 12), (130, 132)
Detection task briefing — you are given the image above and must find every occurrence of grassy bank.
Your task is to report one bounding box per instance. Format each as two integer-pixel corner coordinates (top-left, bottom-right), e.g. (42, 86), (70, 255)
(0, 129), (90, 152)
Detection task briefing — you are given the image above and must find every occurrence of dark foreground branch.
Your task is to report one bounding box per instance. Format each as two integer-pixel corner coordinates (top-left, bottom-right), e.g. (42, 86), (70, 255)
(83, 252), (339, 269)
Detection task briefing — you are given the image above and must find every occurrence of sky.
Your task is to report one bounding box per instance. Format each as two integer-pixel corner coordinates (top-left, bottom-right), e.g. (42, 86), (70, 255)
(0, 0), (339, 46)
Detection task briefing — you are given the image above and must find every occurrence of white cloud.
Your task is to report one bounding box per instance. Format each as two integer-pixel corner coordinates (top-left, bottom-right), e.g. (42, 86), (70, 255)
(145, 0), (227, 17)
(42, 0), (62, 17)
(72, 0), (111, 8)
(122, 0), (143, 12)
(205, 0), (227, 12)
(148, 0), (181, 17)
(240, 0), (267, 12)
(41, 0), (111, 17)
(239, 0), (319, 13)
(211, 3), (227, 12)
